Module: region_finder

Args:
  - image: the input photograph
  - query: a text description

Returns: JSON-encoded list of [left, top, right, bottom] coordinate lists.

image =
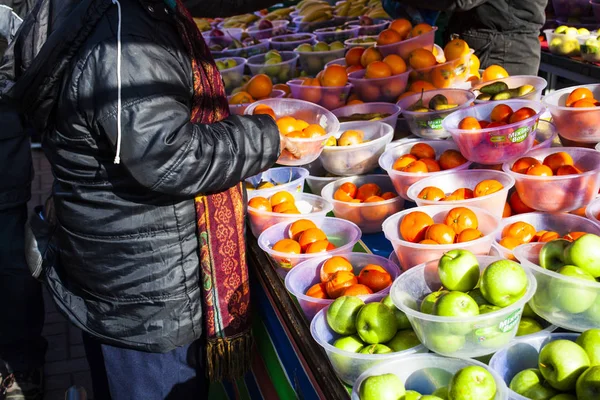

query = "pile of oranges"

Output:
[[417, 178, 504, 202], [296, 64, 349, 106], [564, 87, 600, 108], [251, 104, 328, 139], [272, 219, 336, 255], [510, 151, 584, 177], [344, 47, 408, 79], [399, 207, 484, 245], [458, 104, 537, 130], [376, 19, 434, 47], [499, 221, 587, 251], [248, 190, 300, 214], [392, 143, 468, 173], [230, 74, 274, 105], [305, 256, 393, 299], [333, 182, 397, 204]]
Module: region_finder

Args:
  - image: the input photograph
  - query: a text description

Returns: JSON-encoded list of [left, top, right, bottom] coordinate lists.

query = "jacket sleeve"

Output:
[[184, 0, 280, 18], [387, 0, 489, 12], [77, 36, 280, 197]]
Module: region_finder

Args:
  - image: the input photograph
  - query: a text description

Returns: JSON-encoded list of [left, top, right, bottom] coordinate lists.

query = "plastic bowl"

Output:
[[305, 170, 341, 196], [409, 50, 473, 89], [258, 217, 362, 277], [390, 255, 536, 358], [245, 167, 309, 198], [376, 26, 437, 59], [388, 242, 504, 269], [332, 102, 401, 129], [553, 0, 592, 18], [322, 175, 404, 233], [215, 57, 247, 95], [397, 89, 476, 139], [343, 35, 378, 49], [320, 122, 394, 176], [325, 57, 347, 67], [579, 34, 600, 62], [285, 253, 401, 320], [378, 140, 473, 200], [286, 80, 352, 111], [543, 83, 600, 143], [544, 29, 582, 56], [212, 39, 270, 59], [247, 192, 333, 237], [244, 98, 340, 165], [472, 76, 548, 104], [443, 99, 545, 165], [247, 20, 290, 40], [531, 120, 559, 151], [383, 205, 500, 270], [228, 89, 286, 116], [270, 33, 317, 51], [295, 47, 346, 76], [314, 25, 360, 43], [407, 169, 515, 219], [349, 19, 390, 36], [585, 195, 600, 225], [246, 51, 299, 84], [202, 28, 243, 42], [502, 146, 600, 212], [495, 212, 600, 260], [310, 301, 428, 386], [294, 17, 339, 34], [514, 243, 600, 332], [348, 69, 411, 103], [352, 353, 509, 400]]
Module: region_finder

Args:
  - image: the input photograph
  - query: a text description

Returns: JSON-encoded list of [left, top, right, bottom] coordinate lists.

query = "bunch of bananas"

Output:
[[193, 18, 212, 32], [335, 0, 368, 18], [263, 7, 294, 21], [296, 0, 334, 23], [221, 13, 260, 29], [364, 1, 390, 19]]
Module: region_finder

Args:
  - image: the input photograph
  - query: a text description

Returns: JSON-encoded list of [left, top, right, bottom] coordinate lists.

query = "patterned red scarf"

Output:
[[171, 0, 252, 382]]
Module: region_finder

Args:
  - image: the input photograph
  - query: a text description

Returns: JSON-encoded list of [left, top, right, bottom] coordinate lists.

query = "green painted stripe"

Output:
[[235, 378, 252, 400], [208, 383, 230, 400]]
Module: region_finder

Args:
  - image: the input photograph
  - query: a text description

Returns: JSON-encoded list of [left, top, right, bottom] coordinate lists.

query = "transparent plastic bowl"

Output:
[[349, 19, 390, 36], [544, 29, 582, 56], [472, 76, 548, 104], [383, 205, 500, 270], [244, 98, 340, 165], [390, 255, 537, 358], [202, 28, 243, 42], [376, 26, 437, 59], [270, 33, 317, 51], [542, 83, 600, 143], [531, 120, 559, 151], [343, 35, 378, 49], [378, 140, 473, 200], [397, 89, 476, 139], [579, 34, 600, 62], [407, 169, 515, 220], [351, 353, 509, 400], [489, 332, 579, 400], [409, 50, 473, 89], [314, 25, 360, 43], [295, 17, 339, 34], [310, 301, 428, 386], [553, 0, 592, 18], [495, 212, 600, 260], [257, 217, 362, 278], [502, 146, 600, 212], [285, 253, 401, 320], [228, 89, 286, 116], [246, 51, 299, 84], [215, 57, 247, 95], [388, 242, 504, 269], [325, 57, 347, 67], [212, 38, 270, 59], [348, 69, 411, 103], [442, 99, 545, 165], [286, 80, 352, 111], [247, 192, 333, 237], [295, 48, 346, 76], [247, 20, 290, 40], [585, 195, 600, 225], [320, 122, 394, 176], [332, 102, 401, 129], [305, 174, 341, 196], [245, 166, 309, 198], [322, 174, 404, 233], [514, 243, 600, 332]]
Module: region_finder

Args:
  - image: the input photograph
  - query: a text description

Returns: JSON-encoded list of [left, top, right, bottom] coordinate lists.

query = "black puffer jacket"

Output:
[[1, 0, 280, 352]]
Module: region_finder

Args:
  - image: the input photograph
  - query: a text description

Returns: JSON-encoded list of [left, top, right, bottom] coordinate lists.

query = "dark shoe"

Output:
[[0, 369, 43, 400]]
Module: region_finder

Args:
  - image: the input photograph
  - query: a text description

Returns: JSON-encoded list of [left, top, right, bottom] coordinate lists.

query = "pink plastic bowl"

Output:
[[409, 50, 473, 90], [287, 80, 353, 111], [376, 27, 437, 60], [348, 69, 411, 103]]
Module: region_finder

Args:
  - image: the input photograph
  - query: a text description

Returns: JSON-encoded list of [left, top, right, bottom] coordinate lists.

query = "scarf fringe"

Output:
[[205, 330, 253, 382]]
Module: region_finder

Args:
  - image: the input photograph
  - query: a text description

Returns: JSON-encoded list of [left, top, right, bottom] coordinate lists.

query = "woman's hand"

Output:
[[280, 134, 301, 159]]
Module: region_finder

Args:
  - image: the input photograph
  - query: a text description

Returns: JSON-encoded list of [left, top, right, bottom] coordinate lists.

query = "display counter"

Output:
[[539, 50, 600, 91]]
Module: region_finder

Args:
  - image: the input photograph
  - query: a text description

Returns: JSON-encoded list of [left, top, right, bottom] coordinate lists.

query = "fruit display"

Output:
[[211, 36, 269, 58], [219, 13, 259, 29], [295, 0, 334, 24], [349, 17, 390, 36], [261, 7, 295, 22], [476, 81, 536, 102], [314, 25, 360, 44], [336, 111, 393, 123], [229, 74, 274, 106], [244, 166, 308, 196], [334, 0, 390, 20], [246, 50, 298, 84], [545, 25, 594, 56], [287, 64, 352, 110], [270, 33, 317, 51], [331, 101, 401, 128], [215, 57, 245, 94], [247, 19, 290, 40], [295, 41, 346, 76], [344, 36, 378, 49], [580, 34, 600, 62], [374, 19, 437, 60]]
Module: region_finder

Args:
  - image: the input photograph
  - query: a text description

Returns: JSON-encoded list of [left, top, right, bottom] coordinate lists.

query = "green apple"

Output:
[[277, 64, 291, 83], [359, 344, 393, 354], [577, 329, 600, 366], [264, 49, 281, 62], [576, 365, 600, 400], [326, 296, 365, 335], [329, 41, 345, 50], [538, 339, 590, 391], [438, 250, 481, 292], [586, 296, 600, 325], [224, 58, 238, 69], [564, 234, 600, 278], [431, 385, 448, 399], [434, 291, 479, 318], [579, 28, 591, 35], [427, 332, 466, 354], [263, 57, 282, 76], [480, 260, 528, 307], [516, 317, 544, 337], [565, 27, 579, 36], [359, 373, 405, 400], [468, 288, 491, 307], [386, 329, 421, 352], [585, 38, 600, 54], [356, 302, 398, 344], [295, 43, 313, 52], [404, 390, 422, 400], [216, 60, 227, 70], [382, 295, 411, 330], [333, 334, 365, 353], [418, 396, 443, 400], [555, 25, 569, 34], [549, 394, 576, 400], [509, 368, 557, 399], [550, 265, 597, 314], [540, 239, 570, 271], [313, 41, 330, 52], [479, 304, 501, 314], [448, 365, 497, 400], [421, 290, 448, 314], [474, 326, 512, 349]]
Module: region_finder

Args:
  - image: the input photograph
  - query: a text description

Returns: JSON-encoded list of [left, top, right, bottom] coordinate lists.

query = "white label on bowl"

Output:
[[498, 308, 522, 332], [427, 118, 444, 130]]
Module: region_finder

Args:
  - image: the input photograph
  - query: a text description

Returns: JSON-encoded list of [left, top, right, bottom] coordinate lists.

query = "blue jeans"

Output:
[[0, 204, 47, 372], [83, 333, 208, 400]]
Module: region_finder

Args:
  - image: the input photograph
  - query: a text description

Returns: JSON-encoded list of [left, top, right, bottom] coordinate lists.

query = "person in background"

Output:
[[384, 0, 548, 75]]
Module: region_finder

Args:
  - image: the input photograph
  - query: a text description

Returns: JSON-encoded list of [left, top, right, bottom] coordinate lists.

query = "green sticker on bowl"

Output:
[[427, 118, 444, 130], [509, 126, 531, 144], [489, 135, 507, 144], [498, 308, 522, 332]]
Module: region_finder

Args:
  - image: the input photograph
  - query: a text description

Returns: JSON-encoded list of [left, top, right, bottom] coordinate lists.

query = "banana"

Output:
[[336, 1, 351, 16], [302, 9, 333, 22], [299, 3, 332, 16], [347, 5, 365, 17], [299, 0, 328, 12]]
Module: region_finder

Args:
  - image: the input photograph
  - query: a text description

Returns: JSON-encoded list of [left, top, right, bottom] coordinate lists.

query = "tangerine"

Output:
[[526, 164, 553, 176], [444, 38, 470, 61], [320, 256, 353, 282], [439, 149, 467, 170], [365, 61, 392, 79], [417, 186, 445, 201], [303, 124, 327, 138], [229, 91, 254, 104], [392, 154, 418, 170], [543, 151, 574, 173], [276, 116, 298, 134], [490, 104, 514, 122], [481, 65, 509, 82], [389, 18, 412, 39], [270, 191, 295, 207], [345, 47, 365, 66], [556, 165, 582, 175], [356, 183, 381, 202], [272, 238, 301, 254], [410, 142, 436, 159], [248, 196, 272, 212], [246, 74, 273, 99], [305, 239, 335, 253], [298, 228, 328, 252], [503, 202, 512, 218], [509, 191, 534, 214], [272, 201, 299, 214], [339, 182, 358, 199], [381, 192, 397, 200], [499, 236, 521, 250], [360, 47, 383, 68], [502, 221, 535, 244], [444, 207, 478, 234], [409, 80, 436, 93], [400, 160, 428, 173], [305, 282, 329, 299], [408, 48, 437, 70], [508, 107, 536, 124], [289, 219, 318, 241], [566, 87, 595, 107], [410, 23, 433, 38], [564, 232, 587, 241], [325, 270, 358, 299], [383, 54, 408, 75], [511, 157, 541, 174], [358, 267, 392, 292], [321, 64, 348, 87], [457, 228, 484, 243], [253, 104, 276, 119], [342, 284, 374, 296], [400, 211, 434, 242], [425, 223, 456, 244], [449, 188, 474, 200], [458, 116, 482, 130], [474, 179, 504, 197], [377, 28, 402, 46], [421, 158, 441, 172]]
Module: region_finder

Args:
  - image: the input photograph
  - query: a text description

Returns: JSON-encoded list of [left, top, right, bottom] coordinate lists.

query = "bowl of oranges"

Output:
[[228, 89, 286, 116], [287, 63, 353, 110], [247, 190, 333, 237], [294, 44, 347, 76], [542, 84, 600, 143], [375, 22, 437, 59], [245, 98, 340, 166], [407, 170, 515, 219], [320, 122, 394, 176], [321, 175, 404, 234], [258, 217, 362, 277], [245, 166, 309, 197], [408, 48, 474, 90], [442, 100, 545, 165], [331, 102, 402, 129], [347, 62, 411, 103], [502, 147, 600, 212], [379, 141, 472, 200], [382, 205, 500, 270], [284, 253, 401, 320]]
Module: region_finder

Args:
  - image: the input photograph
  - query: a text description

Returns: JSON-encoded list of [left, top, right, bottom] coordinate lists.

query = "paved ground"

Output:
[[29, 148, 94, 399]]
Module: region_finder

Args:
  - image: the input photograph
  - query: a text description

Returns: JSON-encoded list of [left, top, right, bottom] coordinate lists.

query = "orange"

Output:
[[444, 207, 479, 234], [248, 196, 272, 212], [272, 238, 301, 254], [430, 65, 454, 89], [339, 182, 358, 199], [346, 65, 364, 74], [273, 83, 291, 97], [365, 61, 392, 79], [303, 124, 326, 138], [509, 107, 537, 124], [557, 165, 582, 175], [325, 270, 358, 299], [272, 201, 299, 214], [469, 53, 481, 77], [358, 266, 392, 292], [543, 151, 574, 173], [503, 202, 512, 218], [270, 191, 295, 207], [320, 256, 354, 282], [246, 74, 273, 100], [564, 232, 587, 242], [382, 54, 407, 75], [229, 91, 254, 104], [421, 158, 441, 172], [377, 28, 402, 46], [392, 154, 418, 170], [389, 18, 412, 39], [481, 65, 509, 82], [511, 157, 541, 174], [334, 188, 356, 202], [439, 149, 467, 170], [321, 64, 348, 87], [419, 239, 439, 245], [408, 48, 437, 70], [305, 282, 329, 299], [526, 164, 553, 177], [289, 219, 318, 241], [490, 104, 514, 123], [299, 79, 322, 103], [293, 118, 309, 131], [345, 47, 365, 66], [502, 221, 535, 244], [410, 23, 433, 38], [449, 188, 474, 200], [342, 284, 374, 296], [572, 99, 597, 108], [400, 160, 429, 173], [381, 192, 397, 200], [474, 179, 504, 197], [253, 104, 276, 119], [409, 80, 436, 93], [458, 116, 482, 130], [397, 91, 417, 101], [298, 228, 327, 252], [417, 186, 445, 201], [443, 38, 470, 61], [356, 183, 381, 202], [425, 223, 456, 244], [538, 231, 560, 242], [305, 239, 335, 253], [410, 142, 436, 159], [400, 211, 434, 243], [457, 228, 484, 243], [499, 236, 521, 250], [361, 196, 388, 222], [360, 47, 383, 68], [509, 191, 534, 214], [276, 116, 298, 134], [347, 99, 364, 106], [566, 87, 595, 107], [286, 131, 309, 139]]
